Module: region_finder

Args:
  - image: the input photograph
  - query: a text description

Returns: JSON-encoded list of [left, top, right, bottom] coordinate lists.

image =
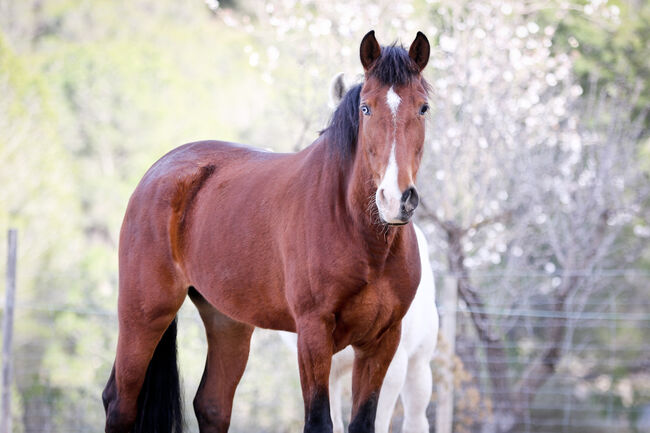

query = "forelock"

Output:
[[368, 44, 420, 87]]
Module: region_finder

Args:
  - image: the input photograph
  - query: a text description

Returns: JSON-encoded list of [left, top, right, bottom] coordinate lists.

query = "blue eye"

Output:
[[361, 104, 371, 115], [419, 104, 429, 115]]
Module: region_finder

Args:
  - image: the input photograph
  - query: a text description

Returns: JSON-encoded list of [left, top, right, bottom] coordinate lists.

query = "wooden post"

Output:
[[436, 274, 458, 433], [1, 229, 17, 433]]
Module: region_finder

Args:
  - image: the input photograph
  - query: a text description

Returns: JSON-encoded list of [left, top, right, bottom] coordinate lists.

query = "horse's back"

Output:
[[138, 140, 275, 188]]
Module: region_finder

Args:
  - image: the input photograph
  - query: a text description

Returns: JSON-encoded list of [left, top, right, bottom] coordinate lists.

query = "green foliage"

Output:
[[1, 0, 313, 429], [550, 0, 650, 127], [0, 27, 86, 432]]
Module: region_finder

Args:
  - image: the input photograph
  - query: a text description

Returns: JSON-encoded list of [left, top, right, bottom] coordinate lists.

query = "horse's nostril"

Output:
[[401, 186, 419, 213], [410, 187, 419, 209]]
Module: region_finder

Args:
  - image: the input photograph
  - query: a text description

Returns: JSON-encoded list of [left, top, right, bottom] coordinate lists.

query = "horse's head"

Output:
[[357, 31, 430, 226]]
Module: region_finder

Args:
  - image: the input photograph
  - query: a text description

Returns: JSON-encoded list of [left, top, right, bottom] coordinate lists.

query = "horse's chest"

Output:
[[334, 273, 417, 349]]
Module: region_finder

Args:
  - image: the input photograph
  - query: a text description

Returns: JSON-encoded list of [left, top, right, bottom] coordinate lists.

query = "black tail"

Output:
[[134, 317, 184, 433]]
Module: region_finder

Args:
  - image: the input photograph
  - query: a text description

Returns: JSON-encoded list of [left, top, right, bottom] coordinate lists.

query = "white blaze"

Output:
[[376, 86, 404, 223], [386, 86, 401, 117]]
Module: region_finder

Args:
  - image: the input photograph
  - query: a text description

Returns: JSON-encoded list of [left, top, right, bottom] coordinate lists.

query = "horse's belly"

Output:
[[187, 245, 296, 331], [195, 278, 296, 331]]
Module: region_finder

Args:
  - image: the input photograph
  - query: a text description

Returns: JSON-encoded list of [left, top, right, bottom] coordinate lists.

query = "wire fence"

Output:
[[432, 273, 650, 433], [1, 272, 649, 433]]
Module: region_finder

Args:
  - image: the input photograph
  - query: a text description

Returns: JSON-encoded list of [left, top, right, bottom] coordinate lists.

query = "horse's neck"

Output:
[[309, 136, 401, 253]]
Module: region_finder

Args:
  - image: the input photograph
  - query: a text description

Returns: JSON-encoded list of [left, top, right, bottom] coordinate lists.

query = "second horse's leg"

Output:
[[400, 351, 433, 433], [329, 347, 354, 433], [374, 346, 408, 433]]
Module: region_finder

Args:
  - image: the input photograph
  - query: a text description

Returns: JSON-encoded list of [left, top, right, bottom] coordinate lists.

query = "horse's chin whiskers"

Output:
[[364, 193, 394, 239]]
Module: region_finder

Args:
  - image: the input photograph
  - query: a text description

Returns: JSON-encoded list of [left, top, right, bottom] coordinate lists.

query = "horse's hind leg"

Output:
[[103, 270, 186, 432], [103, 309, 184, 432], [189, 288, 254, 433]]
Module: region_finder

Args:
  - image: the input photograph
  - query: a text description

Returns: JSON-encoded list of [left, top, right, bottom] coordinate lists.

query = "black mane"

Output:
[[321, 44, 428, 159], [322, 83, 362, 159]]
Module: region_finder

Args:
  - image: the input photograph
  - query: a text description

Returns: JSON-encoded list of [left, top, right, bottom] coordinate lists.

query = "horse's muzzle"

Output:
[[384, 186, 419, 226]]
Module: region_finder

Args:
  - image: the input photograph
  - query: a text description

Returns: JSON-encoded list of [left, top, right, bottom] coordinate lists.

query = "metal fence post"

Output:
[[436, 274, 457, 433], [2, 229, 17, 433]]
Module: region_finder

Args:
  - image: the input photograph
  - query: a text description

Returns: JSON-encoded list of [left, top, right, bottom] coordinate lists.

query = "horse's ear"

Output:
[[360, 30, 381, 72], [408, 31, 430, 72], [329, 72, 347, 107]]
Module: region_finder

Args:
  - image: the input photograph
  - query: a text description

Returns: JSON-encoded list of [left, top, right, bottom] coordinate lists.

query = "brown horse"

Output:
[[102, 30, 431, 433]]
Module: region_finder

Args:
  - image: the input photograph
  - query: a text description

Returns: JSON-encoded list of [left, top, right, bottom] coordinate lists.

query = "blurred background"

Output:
[[0, 0, 649, 432]]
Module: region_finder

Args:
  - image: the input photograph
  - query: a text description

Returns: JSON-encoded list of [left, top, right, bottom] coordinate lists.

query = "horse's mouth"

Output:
[[380, 215, 412, 226], [383, 209, 415, 226]]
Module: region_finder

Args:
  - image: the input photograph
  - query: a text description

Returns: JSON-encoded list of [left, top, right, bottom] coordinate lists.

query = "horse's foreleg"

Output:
[[400, 352, 433, 433], [297, 316, 335, 433], [349, 323, 401, 433], [190, 290, 254, 433], [374, 345, 408, 433]]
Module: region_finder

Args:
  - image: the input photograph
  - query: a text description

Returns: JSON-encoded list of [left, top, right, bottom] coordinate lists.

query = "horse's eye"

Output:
[[419, 104, 429, 115], [361, 104, 371, 116]]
